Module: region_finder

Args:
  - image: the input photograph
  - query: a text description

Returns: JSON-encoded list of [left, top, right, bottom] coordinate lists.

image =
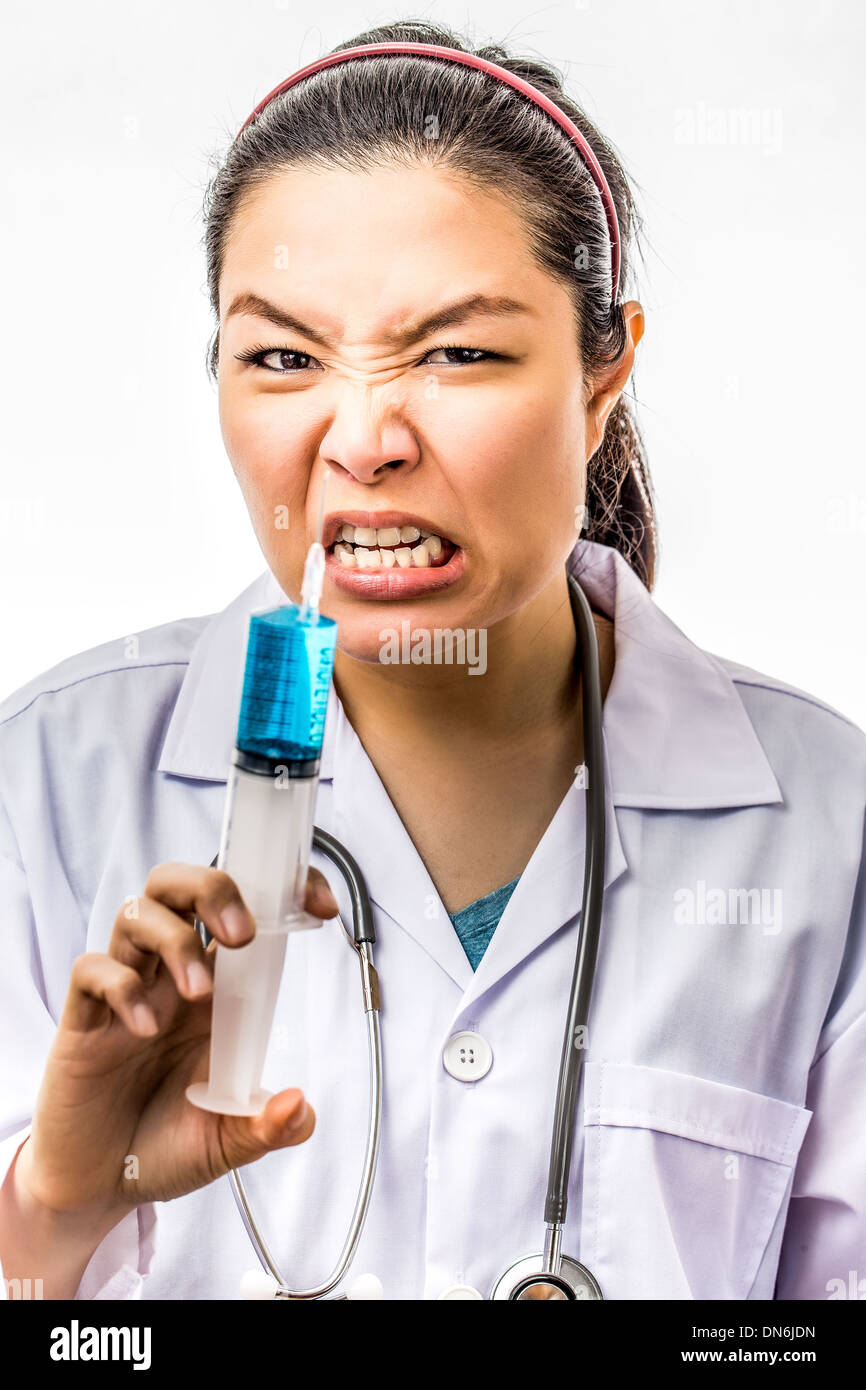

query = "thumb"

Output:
[[218, 1088, 316, 1170], [304, 866, 339, 921]]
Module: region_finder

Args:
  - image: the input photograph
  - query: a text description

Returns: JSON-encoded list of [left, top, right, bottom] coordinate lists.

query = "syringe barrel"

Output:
[[190, 761, 321, 1116], [186, 595, 338, 1118], [217, 755, 321, 932]]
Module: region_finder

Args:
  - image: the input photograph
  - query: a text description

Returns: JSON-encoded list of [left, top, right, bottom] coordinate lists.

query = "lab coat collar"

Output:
[[566, 541, 783, 809], [156, 568, 339, 783], [157, 540, 782, 810]]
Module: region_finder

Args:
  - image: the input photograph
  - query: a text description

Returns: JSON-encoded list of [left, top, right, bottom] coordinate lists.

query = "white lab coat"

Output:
[[1, 538, 864, 1301]]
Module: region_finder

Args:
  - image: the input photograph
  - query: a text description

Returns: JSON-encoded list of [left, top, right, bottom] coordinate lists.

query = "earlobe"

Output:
[[596, 395, 622, 447], [585, 401, 614, 463], [588, 381, 627, 453]]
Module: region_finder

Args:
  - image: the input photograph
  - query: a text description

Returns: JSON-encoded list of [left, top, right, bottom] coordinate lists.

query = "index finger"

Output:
[[143, 862, 255, 946]]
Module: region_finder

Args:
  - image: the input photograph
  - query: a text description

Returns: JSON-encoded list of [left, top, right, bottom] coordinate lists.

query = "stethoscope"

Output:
[[197, 570, 606, 1300]]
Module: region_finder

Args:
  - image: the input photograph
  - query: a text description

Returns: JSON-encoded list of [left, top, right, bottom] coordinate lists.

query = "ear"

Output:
[[583, 302, 645, 460]]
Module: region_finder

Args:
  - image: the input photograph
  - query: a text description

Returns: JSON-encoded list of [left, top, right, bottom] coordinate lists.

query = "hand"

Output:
[[16, 862, 339, 1224]]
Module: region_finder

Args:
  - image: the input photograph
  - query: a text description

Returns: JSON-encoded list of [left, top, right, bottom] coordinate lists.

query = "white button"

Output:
[[438, 1283, 484, 1300], [442, 1030, 493, 1081]]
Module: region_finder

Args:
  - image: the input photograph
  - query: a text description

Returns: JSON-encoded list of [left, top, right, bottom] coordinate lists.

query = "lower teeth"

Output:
[[333, 537, 448, 569]]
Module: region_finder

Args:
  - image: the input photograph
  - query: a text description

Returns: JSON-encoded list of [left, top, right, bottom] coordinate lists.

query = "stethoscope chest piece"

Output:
[[491, 1254, 603, 1301]]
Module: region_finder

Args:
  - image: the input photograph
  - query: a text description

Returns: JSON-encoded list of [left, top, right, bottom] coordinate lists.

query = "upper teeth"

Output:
[[332, 525, 446, 569], [340, 524, 427, 545]]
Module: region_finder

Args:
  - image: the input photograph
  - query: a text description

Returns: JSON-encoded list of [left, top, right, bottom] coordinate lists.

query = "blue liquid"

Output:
[[236, 605, 338, 763]]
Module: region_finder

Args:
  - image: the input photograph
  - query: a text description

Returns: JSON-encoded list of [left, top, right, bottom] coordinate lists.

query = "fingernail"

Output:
[[185, 960, 212, 997], [285, 1100, 309, 1133], [132, 1002, 158, 1035], [311, 889, 338, 920], [220, 903, 254, 943]]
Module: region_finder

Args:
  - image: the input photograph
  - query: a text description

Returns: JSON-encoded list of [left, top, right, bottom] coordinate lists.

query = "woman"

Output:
[[1, 20, 863, 1302]]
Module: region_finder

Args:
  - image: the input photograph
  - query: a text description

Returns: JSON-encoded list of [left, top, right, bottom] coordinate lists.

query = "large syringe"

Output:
[[187, 489, 337, 1116]]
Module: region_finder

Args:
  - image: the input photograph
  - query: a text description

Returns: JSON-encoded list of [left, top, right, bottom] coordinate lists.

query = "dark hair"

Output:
[[202, 19, 657, 588]]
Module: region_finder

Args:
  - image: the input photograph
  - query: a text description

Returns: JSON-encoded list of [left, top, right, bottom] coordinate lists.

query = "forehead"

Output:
[[217, 162, 557, 325]]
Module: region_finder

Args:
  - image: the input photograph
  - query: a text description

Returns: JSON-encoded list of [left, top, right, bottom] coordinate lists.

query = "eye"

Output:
[[421, 345, 501, 366], [233, 345, 324, 374]]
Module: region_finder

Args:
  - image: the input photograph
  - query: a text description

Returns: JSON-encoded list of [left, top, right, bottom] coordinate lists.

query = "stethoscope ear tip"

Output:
[[346, 1272, 384, 1300], [240, 1269, 283, 1300]]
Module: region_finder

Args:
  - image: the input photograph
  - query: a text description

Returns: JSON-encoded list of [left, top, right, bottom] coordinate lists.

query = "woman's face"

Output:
[[217, 162, 628, 660]]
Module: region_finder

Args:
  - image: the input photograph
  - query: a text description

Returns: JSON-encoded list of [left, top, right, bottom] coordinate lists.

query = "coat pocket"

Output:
[[580, 1061, 812, 1299]]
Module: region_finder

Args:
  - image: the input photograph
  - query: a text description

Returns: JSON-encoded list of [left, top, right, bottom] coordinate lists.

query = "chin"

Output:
[[327, 597, 470, 668]]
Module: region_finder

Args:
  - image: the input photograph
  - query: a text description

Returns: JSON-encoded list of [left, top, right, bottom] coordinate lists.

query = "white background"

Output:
[[2, 0, 864, 727]]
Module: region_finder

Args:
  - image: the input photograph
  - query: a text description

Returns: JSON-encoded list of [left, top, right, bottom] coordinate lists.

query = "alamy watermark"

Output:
[[673, 879, 783, 935], [49, 1320, 151, 1369], [826, 1271, 866, 1299], [673, 103, 783, 155], [4, 1276, 43, 1299], [378, 622, 487, 675]]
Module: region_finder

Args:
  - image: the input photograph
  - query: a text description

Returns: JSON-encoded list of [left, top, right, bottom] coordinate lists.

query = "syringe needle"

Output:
[[315, 468, 329, 545], [300, 471, 330, 621]]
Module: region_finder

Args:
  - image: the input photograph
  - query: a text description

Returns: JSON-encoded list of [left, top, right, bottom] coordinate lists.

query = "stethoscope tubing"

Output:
[[229, 988, 382, 1299], [543, 574, 607, 1231]]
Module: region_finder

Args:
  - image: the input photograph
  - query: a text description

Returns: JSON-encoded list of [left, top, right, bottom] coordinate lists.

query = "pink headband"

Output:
[[235, 41, 621, 306]]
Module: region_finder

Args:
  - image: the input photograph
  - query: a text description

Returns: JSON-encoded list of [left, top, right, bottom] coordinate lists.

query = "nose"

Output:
[[319, 384, 422, 485]]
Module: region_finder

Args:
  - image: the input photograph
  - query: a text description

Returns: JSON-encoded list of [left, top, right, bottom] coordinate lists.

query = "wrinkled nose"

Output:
[[319, 386, 421, 485]]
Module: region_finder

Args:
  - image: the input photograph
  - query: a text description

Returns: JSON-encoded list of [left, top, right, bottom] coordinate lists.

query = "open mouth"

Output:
[[327, 522, 458, 570]]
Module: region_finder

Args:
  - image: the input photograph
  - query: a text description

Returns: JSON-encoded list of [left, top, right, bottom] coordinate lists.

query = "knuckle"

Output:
[[70, 950, 102, 982], [148, 904, 185, 943], [201, 867, 243, 911], [116, 968, 145, 1002], [143, 860, 189, 899], [111, 894, 143, 938], [142, 861, 171, 895], [207, 867, 239, 896]]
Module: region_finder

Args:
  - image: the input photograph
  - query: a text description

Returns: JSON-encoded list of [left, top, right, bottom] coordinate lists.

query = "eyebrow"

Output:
[[225, 291, 532, 350]]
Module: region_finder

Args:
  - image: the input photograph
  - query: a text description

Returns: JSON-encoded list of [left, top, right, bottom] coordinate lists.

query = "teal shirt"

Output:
[[448, 877, 520, 970]]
